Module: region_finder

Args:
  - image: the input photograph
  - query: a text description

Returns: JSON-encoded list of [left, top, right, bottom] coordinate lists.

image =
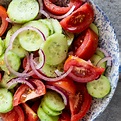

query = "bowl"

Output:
[[0, 0, 119, 121], [81, 1, 119, 121]]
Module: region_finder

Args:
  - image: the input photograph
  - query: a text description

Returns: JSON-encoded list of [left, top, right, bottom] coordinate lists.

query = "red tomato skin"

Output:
[[0, 6, 8, 36], [64, 55, 105, 83], [43, 0, 71, 15], [60, 3, 94, 33], [14, 106, 25, 121], [74, 28, 98, 60], [13, 79, 46, 106], [0, 106, 24, 121], [69, 83, 92, 121], [46, 77, 76, 95], [0, 109, 18, 121], [22, 103, 39, 121], [43, 0, 83, 15]]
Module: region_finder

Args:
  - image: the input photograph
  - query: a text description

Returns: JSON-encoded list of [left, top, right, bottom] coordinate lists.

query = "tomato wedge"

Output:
[[60, 3, 94, 33], [0, 6, 8, 36], [64, 55, 105, 83], [0, 106, 24, 121], [22, 103, 39, 121], [69, 83, 92, 121], [74, 28, 98, 60], [43, 0, 83, 15], [46, 77, 76, 95], [13, 79, 46, 106]]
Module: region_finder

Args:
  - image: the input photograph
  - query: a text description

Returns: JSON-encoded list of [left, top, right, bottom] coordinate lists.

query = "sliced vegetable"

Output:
[[37, 106, 59, 121], [90, 54, 106, 68], [46, 85, 68, 106], [41, 99, 62, 116], [30, 53, 73, 82], [69, 83, 92, 121], [0, 6, 8, 36], [0, 88, 13, 113], [41, 33, 68, 65], [23, 20, 50, 38], [60, 3, 94, 33], [13, 79, 46, 106], [64, 55, 105, 82], [87, 75, 111, 98], [43, 90, 65, 111], [22, 103, 39, 121], [0, 38, 5, 56], [0, 72, 16, 89], [4, 24, 27, 58], [0, 105, 25, 121], [89, 23, 99, 35], [0, 51, 21, 73], [7, 0, 39, 23], [18, 26, 46, 51], [46, 77, 76, 95], [74, 28, 98, 60]]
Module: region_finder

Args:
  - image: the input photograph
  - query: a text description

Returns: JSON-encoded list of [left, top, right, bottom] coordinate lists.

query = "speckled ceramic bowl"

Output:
[[0, 0, 119, 121], [81, 1, 119, 121]]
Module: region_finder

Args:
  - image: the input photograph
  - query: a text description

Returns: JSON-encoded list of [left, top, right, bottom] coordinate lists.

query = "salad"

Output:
[[0, 0, 112, 121]]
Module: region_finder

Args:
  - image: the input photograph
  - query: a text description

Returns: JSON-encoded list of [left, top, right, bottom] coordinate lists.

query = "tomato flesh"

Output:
[[43, 0, 83, 15], [60, 3, 94, 33], [0, 106, 24, 121], [13, 79, 46, 106], [69, 83, 92, 121], [74, 28, 98, 60], [22, 103, 39, 121], [43, 0, 71, 15], [0, 6, 8, 36], [46, 77, 76, 95], [64, 55, 105, 82]]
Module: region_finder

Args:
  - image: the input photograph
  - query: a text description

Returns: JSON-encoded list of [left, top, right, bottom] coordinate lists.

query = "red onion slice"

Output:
[[54, 69, 64, 77], [34, 49, 45, 69], [4, 26, 46, 77], [38, 0, 50, 18], [45, 5, 75, 20], [7, 78, 36, 90], [30, 53, 73, 81], [6, 17, 13, 23], [46, 85, 68, 105], [96, 56, 112, 67], [97, 47, 112, 66]]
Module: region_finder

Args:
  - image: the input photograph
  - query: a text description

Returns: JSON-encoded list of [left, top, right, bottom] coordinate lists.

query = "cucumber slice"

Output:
[[5, 24, 22, 48], [39, 19, 54, 35], [4, 24, 27, 58], [49, 19, 62, 33], [40, 64, 57, 78], [90, 54, 106, 68], [18, 27, 45, 51], [37, 107, 59, 121], [0, 51, 21, 73], [0, 73, 16, 89], [89, 23, 99, 35], [43, 90, 65, 111], [7, 0, 39, 23], [65, 32, 74, 47], [41, 99, 62, 116], [0, 88, 13, 113], [87, 75, 111, 98], [23, 20, 50, 38], [41, 33, 68, 65], [95, 49, 105, 58], [0, 38, 5, 56]]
